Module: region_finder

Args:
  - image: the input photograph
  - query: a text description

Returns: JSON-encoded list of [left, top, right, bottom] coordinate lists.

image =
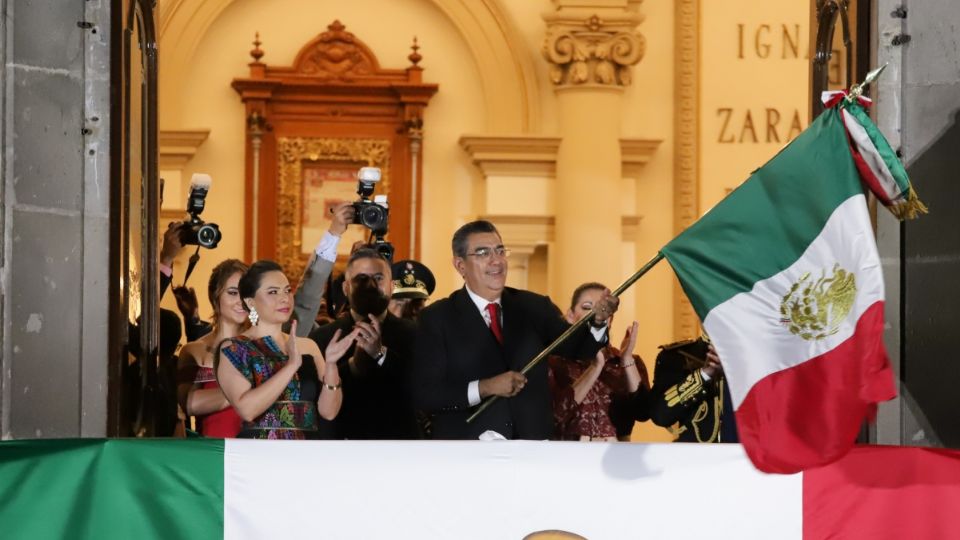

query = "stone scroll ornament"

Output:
[[542, 14, 644, 87]]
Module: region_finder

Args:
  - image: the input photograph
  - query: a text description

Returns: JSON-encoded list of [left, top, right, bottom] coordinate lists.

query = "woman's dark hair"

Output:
[[208, 259, 249, 320], [238, 260, 285, 311], [569, 282, 607, 311], [452, 220, 499, 257]]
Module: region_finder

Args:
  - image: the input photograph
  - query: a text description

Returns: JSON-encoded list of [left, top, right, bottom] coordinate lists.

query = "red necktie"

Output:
[[485, 303, 503, 345]]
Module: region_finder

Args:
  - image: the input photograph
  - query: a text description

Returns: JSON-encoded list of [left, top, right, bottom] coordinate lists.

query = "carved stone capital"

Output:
[[542, 11, 645, 88]]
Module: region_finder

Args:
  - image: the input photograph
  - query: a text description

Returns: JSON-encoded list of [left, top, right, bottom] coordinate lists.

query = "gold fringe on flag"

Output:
[[890, 188, 929, 220]]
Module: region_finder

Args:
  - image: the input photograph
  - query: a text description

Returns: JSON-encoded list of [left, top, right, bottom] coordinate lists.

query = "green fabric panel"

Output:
[[843, 102, 911, 198], [0, 439, 224, 540], [661, 107, 864, 319]]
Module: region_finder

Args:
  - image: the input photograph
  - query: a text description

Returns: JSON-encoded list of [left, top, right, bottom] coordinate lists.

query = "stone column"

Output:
[[1, 0, 111, 438], [543, 1, 644, 301]]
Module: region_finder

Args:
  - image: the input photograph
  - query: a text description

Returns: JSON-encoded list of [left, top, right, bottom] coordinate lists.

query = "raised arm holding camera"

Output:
[[162, 174, 222, 341], [290, 201, 354, 336], [292, 166, 395, 334]]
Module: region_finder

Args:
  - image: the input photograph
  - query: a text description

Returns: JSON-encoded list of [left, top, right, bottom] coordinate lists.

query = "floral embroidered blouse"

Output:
[[548, 345, 650, 440], [220, 335, 319, 440]]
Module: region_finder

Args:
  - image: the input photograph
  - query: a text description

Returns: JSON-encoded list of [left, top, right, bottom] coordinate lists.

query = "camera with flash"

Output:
[[351, 167, 389, 235], [181, 173, 222, 249], [350, 166, 393, 261]]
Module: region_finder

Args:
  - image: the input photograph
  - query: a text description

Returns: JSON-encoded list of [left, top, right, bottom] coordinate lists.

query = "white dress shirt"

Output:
[[314, 231, 341, 262], [463, 286, 608, 406]]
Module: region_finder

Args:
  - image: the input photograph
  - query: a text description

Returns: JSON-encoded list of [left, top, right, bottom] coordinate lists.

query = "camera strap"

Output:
[[182, 246, 201, 286]]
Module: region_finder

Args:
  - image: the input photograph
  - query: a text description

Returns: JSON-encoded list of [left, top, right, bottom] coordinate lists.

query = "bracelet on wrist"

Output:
[[621, 362, 636, 368], [322, 380, 342, 391]]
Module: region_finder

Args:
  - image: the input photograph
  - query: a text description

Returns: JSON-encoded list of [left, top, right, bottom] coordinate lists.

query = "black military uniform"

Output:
[[645, 337, 738, 443]]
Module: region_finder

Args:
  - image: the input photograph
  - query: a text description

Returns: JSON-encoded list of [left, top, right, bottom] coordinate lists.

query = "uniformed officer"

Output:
[[644, 337, 738, 443], [389, 259, 436, 321]]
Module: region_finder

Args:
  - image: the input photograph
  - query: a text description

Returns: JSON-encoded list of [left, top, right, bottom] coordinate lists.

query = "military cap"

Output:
[[391, 259, 435, 300]]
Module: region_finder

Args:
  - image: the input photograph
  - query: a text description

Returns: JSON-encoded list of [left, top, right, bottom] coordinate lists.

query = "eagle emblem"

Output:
[[780, 263, 857, 341]]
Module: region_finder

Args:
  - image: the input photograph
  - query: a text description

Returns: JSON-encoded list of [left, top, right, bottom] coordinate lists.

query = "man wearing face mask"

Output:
[[308, 248, 420, 439]]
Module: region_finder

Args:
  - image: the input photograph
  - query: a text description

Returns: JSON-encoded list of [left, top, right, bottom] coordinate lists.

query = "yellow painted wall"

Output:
[[700, 1, 812, 211], [620, 0, 676, 377], [159, 0, 487, 318], [619, 0, 677, 443]]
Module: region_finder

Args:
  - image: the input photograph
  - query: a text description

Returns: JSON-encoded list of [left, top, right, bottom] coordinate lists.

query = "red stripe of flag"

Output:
[[734, 302, 895, 474], [804, 445, 960, 539], [842, 119, 895, 206]]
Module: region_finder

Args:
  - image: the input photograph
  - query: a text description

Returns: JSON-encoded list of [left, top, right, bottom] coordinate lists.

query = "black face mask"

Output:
[[349, 275, 390, 317]]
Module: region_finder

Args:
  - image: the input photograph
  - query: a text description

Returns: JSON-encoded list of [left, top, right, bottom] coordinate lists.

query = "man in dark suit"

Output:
[[309, 248, 420, 439], [414, 220, 619, 440]]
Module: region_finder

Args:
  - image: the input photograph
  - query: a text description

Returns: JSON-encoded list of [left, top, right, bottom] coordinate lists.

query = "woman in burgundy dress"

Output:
[[177, 259, 249, 437], [548, 282, 650, 441]]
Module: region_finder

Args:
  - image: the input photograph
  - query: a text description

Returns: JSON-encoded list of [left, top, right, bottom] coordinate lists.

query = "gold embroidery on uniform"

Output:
[[691, 392, 721, 443], [717, 378, 726, 443], [780, 263, 857, 341], [665, 371, 703, 407]]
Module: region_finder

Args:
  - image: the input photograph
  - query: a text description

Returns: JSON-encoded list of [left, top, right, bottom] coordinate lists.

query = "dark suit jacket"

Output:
[[309, 313, 420, 439], [414, 286, 607, 440]]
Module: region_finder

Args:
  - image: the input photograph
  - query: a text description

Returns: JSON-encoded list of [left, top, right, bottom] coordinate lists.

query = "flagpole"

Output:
[[466, 252, 665, 424]]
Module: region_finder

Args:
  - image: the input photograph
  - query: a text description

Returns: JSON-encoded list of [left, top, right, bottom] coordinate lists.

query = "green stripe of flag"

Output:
[[662, 108, 863, 318], [0, 439, 224, 540]]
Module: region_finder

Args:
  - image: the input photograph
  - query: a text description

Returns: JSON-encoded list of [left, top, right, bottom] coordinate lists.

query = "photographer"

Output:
[[161, 221, 215, 342], [162, 174, 222, 341], [301, 166, 391, 326], [309, 248, 420, 439], [125, 219, 192, 437]]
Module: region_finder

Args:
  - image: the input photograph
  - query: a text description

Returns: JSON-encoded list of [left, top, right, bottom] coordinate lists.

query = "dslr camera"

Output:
[[351, 167, 389, 234], [180, 173, 222, 249], [351, 167, 394, 261]]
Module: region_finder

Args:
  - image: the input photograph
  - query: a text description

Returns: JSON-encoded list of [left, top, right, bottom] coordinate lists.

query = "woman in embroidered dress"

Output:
[[547, 282, 650, 441], [217, 260, 358, 439], [177, 259, 248, 437]]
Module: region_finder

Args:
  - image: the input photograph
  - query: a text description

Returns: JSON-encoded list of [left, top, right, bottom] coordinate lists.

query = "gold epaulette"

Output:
[[658, 338, 698, 351]]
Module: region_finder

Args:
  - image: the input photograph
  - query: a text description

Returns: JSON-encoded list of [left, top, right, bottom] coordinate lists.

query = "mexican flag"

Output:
[[0, 439, 960, 540], [1, 439, 958, 539], [661, 93, 922, 474]]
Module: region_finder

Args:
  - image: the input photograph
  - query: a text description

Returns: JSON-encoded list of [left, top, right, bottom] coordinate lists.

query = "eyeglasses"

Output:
[[465, 246, 510, 260]]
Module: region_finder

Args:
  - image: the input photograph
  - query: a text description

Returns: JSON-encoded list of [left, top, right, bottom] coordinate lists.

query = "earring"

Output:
[[248, 306, 259, 326]]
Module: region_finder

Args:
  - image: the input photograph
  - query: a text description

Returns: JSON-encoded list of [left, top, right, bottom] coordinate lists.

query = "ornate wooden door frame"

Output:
[[232, 21, 437, 278]]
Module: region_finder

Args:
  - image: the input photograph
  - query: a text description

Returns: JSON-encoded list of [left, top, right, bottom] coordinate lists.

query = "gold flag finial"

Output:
[[846, 63, 887, 103]]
